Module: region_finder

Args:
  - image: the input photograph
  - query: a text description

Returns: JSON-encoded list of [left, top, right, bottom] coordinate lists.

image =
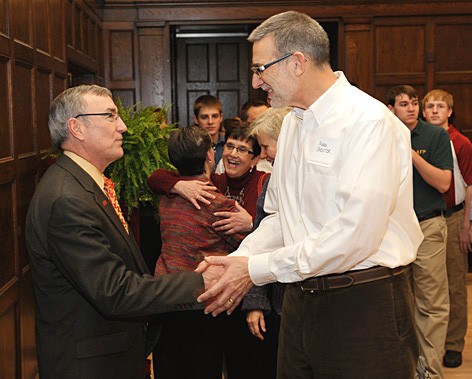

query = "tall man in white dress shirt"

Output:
[[197, 11, 423, 378]]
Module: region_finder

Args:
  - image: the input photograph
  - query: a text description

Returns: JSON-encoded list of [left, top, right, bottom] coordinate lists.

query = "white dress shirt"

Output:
[[232, 72, 423, 285]]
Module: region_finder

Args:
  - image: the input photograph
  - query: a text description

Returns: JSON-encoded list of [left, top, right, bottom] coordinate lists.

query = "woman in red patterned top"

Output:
[[148, 122, 270, 234]]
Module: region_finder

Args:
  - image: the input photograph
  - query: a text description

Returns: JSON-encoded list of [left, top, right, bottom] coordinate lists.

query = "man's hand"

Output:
[[213, 202, 253, 234], [246, 310, 266, 341], [195, 256, 253, 316], [172, 180, 216, 209], [461, 219, 472, 253]]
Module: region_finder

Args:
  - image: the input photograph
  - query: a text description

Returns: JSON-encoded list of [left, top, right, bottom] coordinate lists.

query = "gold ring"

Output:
[[228, 298, 235, 304]]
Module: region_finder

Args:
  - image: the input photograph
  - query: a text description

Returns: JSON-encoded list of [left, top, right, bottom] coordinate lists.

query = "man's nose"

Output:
[[252, 73, 264, 89], [117, 117, 127, 133]]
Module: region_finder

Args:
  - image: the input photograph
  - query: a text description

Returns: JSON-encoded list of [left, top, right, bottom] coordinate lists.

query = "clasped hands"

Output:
[[196, 255, 254, 316]]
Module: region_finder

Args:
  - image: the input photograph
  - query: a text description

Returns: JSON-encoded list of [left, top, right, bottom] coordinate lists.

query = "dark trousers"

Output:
[[153, 307, 252, 379], [245, 311, 281, 379], [277, 272, 419, 379]]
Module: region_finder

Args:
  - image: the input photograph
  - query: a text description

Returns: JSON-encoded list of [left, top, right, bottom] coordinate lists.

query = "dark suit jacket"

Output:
[[25, 154, 205, 379]]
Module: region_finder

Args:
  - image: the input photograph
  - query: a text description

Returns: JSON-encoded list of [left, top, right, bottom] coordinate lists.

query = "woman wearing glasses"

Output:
[[148, 121, 269, 234], [148, 122, 268, 378]]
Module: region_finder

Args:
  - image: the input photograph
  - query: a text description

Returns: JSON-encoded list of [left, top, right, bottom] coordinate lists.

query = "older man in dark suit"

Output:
[[25, 85, 207, 379]]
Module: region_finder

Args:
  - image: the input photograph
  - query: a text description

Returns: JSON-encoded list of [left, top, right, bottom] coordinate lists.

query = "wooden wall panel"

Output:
[[217, 43, 238, 82], [18, 174, 36, 270], [51, 0, 65, 60], [0, 181, 15, 289], [36, 69, 52, 152], [0, 57, 11, 159], [376, 25, 425, 74], [0, 0, 6, 35], [53, 73, 67, 98], [138, 25, 170, 107], [112, 89, 135, 108], [0, 1, 104, 376], [82, 12, 89, 55], [110, 31, 134, 81], [34, 0, 50, 53], [0, 303, 18, 379], [11, 0, 31, 45], [13, 63, 34, 155], [20, 275, 37, 379], [344, 19, 372, 93], [435, 24, 472, 72], [65, 0, 73, 47], [187, 44, 208, 82], [74, 4, 81, 51], [217, 89, 239, 119]]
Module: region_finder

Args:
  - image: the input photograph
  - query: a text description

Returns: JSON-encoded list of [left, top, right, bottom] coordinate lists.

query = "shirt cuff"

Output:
[[248, 253, 277, 286]]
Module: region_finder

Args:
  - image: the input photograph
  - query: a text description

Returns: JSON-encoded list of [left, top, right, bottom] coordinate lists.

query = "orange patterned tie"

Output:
[[103, 175, 129, 234]]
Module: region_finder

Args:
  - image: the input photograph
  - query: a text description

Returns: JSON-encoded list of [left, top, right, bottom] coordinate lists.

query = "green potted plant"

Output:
[[105, 99, 177, 221]]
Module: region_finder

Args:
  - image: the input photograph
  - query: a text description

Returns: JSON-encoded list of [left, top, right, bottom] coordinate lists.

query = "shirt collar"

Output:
[[291, 71, 349, 127], [63, 150, 105, 193]]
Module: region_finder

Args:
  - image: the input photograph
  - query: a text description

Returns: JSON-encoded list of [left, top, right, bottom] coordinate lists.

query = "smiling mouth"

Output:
[[226, 158, 240, 167]]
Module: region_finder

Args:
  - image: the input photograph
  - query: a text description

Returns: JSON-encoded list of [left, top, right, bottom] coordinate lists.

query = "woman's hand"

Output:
[[246, 310, 266, 341], [172, 180, 216, 209], [213, 202, 253, 234]]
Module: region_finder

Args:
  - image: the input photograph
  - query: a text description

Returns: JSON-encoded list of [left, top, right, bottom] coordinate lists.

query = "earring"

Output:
[[249, 166, 254, 173]]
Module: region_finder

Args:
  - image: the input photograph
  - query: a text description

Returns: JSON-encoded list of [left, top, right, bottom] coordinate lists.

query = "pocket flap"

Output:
[[76, 331, 128, 359]]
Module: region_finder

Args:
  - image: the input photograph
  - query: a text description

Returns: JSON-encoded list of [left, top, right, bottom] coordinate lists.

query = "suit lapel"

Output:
[[57, 155, 150, 274]]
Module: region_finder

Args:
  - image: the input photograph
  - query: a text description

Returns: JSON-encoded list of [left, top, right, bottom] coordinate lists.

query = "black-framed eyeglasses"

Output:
[[74, 112, 121, 121], [250, 53, 293, 77], [224, 143, 254, 155]]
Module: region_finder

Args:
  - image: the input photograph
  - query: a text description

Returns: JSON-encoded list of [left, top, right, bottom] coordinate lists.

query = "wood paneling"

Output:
[[110, 31, 134, 80], [138, 24, 170, 108], [0, 1, 104, 376], [34, 0, 50, 53], [11, 0, 31, 45], [51, 0, 65, 60], [375, 25, 425, 74], [0, 0, 6, 36], [0, 57, 11, 159], [344, 19, 372, 93], [0, 181, 15, 289], [36, 69, 52, 152], [176, 36, 249, 126], [20, 275, 37, 378], [0, 302, 18, 379], [435, 24, 472, 72], [13, 63, 34, 155]]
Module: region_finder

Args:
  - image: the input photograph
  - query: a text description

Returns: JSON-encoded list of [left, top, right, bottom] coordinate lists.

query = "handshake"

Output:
[[195, 255, 254, 316]]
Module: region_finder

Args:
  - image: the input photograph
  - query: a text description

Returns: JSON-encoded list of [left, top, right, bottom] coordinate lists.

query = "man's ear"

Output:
[[293, 52, 307, 77], [67, 118, 86, 141], [387, 104, 394, 113], [193, 115, 199, 126]]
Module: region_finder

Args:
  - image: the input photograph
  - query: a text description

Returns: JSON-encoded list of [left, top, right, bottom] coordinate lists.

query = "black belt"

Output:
[[297, 266, 405, 293], [417, 209, 444, 222], [444, 202, 465, 218]]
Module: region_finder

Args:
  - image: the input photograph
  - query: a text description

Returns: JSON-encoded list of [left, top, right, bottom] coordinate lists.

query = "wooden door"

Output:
[[175, 35, 251, 127]]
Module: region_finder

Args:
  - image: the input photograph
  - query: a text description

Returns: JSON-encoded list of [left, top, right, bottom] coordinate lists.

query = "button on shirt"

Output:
[[232, 72, 423, 285]]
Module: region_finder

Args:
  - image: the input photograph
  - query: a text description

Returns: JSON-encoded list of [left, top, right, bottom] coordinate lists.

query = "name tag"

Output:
[[310, 137, 337, 167]]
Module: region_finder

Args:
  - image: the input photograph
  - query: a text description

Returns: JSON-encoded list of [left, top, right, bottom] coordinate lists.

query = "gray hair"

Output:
[[248, 11, 330, 68], [48, 84, 112, 147], [250, 107, 292, 141]]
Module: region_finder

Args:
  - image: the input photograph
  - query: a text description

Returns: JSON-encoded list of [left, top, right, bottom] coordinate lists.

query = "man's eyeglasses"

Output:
[[75, 112, 121, 122], [224, 143, 254, 155], [250, 53, 293, 77]]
